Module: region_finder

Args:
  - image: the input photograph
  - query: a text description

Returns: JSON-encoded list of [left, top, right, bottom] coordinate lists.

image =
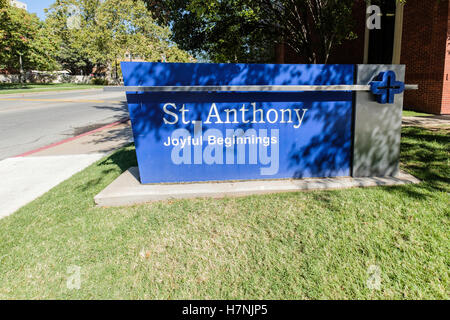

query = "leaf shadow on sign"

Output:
[[288, 101, 352, 178], [121, 63, 354, 179]]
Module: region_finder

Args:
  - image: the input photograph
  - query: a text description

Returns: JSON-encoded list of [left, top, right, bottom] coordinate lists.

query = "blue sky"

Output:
[[23, 0, 55, 20]]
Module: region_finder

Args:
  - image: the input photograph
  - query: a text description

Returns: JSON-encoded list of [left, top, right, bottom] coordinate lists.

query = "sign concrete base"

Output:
[[94, 167, 420, 207]]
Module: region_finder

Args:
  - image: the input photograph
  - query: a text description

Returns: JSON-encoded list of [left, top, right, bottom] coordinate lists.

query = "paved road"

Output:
[[0, 89, 128, 160]]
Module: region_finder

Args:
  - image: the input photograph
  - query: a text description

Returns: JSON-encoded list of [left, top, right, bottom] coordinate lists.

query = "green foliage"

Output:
[[91, 77, 109, 85], [0, 5, 59, 71], [0, 0, 8, 9], [147, 0, 275, 63], [45, 0, 98, 74], [94, 0, 190, 63], [147, 0, 359, 63], [45, 0, 192, 75]]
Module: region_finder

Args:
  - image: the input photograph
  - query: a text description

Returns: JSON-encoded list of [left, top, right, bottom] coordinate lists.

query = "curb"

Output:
[[0, 88, 103, 98], [94, 167, 421, 207], [15, 117, 130, 158]]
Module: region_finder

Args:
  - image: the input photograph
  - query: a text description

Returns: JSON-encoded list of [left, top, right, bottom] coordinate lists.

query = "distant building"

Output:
[[10, 0, 27, 11], [124, 52, 146, 63]]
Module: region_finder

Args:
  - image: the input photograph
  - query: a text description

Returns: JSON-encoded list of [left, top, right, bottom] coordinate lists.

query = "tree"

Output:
[[45, 0, 102, 75], [146, 0, 365, 63], [146, 0, 276, 63], [94, 0, 191, 66], [0, 4, 59, 72], [260, 0, 358, 63], [45, 0, 192, 76]]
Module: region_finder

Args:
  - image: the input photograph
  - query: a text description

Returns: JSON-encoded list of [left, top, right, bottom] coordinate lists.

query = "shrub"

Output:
[[91, 78, 109, 85]]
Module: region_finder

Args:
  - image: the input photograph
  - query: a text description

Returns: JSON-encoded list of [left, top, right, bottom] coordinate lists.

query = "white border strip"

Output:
[[104, 84, 418, 92]]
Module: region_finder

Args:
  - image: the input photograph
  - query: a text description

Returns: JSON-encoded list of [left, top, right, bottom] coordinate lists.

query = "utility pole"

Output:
[[19, 53, 23, 87]]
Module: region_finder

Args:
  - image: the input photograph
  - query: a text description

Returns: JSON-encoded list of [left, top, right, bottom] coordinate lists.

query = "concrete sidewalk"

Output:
[[0, 120, 133, 219], [29, 120, 132, 156], [402, 115, 450, 129]]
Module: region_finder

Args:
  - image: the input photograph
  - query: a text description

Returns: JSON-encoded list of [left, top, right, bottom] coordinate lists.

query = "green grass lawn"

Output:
[[0, 83, 103, 94], [403, 110, 434, 117], [0, 126, 448, 299]]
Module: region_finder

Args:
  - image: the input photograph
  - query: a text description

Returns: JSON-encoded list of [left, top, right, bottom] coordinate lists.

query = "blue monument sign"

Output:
[[119, 62, 410, 184]]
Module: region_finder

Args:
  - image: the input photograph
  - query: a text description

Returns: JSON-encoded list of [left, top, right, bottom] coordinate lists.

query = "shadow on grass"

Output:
[[76, 144, 137, 192], [98, 143, 138, 173], [392, 126, 450, 199]]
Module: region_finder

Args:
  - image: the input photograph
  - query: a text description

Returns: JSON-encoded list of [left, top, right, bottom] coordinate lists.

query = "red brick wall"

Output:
[[441, 1, 450, 114], [401, 0, 449, 114], [275, 0, 450, 114]]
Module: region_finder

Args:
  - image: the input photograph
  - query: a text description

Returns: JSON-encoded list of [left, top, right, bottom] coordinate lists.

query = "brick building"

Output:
[[276, 0, 450, 115]]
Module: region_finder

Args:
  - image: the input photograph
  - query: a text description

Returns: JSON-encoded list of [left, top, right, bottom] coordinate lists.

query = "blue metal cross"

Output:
[[370, 71, 405, 104]]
